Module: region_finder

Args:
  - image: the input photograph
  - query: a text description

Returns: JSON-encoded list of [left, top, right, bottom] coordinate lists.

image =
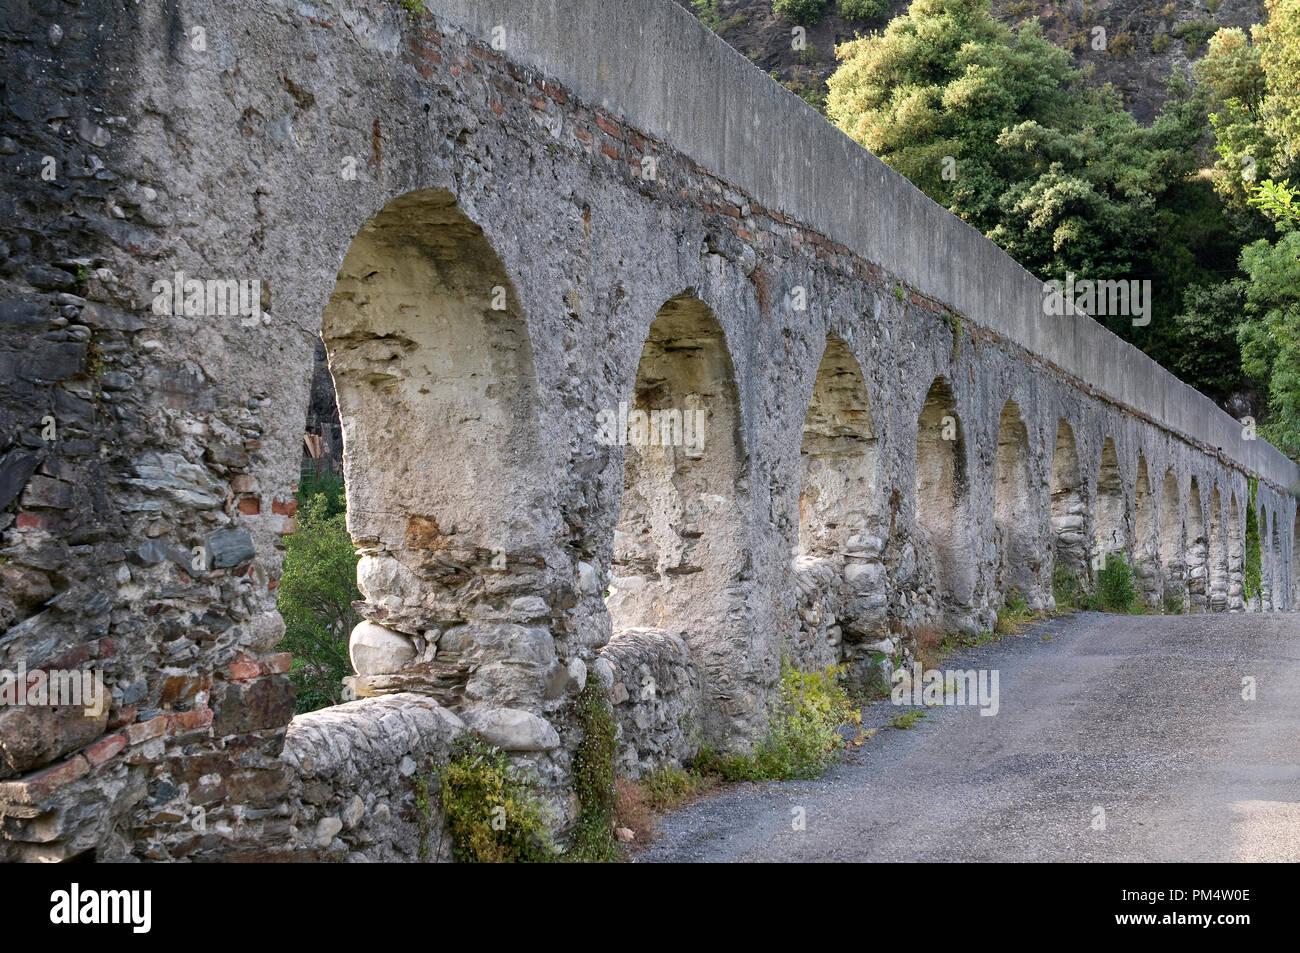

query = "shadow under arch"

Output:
[[1159, 468, 1184, 609], [1208, 484, 1228, 611], [1228, 491, 1245, 611], [1050, 419, 1088, 589], [1092, 436, 1127, 569], [994, 398, 1038, 604], [915, 376, 974, 626], [1186, 477, 1207, 611], [1134, 456, 1158, 606], [790, 334, 881, 686], [319, 187, 552, 707], [605, 291, 750, 747]]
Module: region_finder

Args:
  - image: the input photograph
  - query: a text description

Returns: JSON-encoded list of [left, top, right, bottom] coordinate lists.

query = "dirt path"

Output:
[[637, 612, 1300, 862]]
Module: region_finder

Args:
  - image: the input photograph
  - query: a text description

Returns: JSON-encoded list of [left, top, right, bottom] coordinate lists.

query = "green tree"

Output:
[[1236, 204, 1300, 459], [774, 0, 831, 25], [826, 0, 1229, 382], [1259, 0, 1300, 166], [839, 0, 888, 21], [1198, 3, 1300, 220], [276, 479, 359, 713], [1171, 282, 1250, 401]]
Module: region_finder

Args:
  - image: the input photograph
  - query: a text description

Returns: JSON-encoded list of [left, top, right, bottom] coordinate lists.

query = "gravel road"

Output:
[[637, 611, 1300, 862]]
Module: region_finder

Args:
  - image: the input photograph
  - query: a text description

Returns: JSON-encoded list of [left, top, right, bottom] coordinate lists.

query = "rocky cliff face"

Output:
[[677, 0, 1266, 124]]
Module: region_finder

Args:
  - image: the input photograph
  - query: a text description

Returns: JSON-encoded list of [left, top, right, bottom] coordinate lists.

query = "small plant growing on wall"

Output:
[[569, 680, 621, 862], [775, 0, 831, 27], [429, 736, 556, 863]]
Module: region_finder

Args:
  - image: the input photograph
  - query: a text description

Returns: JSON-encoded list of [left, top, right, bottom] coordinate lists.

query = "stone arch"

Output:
[[797, 336, 878, 558], [1259, 505, 1273, 611], [1134, 456, 1159, 605], [321, 188, 555, 709], [1228, 492, 1245, 611], [1208, 486, 1228, 611], [1293, 510, 1300, 610], [1093, 437, 1126, 569], [1269, 510, 1281, 611], [915, 376, 973, 624], [606, 292, 748, 745], [1049, 419, 1087, 588], [993, 399, 1037, 603], [1186, 477, 1207, 611], [791, 336, 881, 683], [1159, 469, 1184, 609]]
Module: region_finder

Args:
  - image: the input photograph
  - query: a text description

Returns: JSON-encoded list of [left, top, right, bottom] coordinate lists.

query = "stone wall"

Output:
[[278, 693, 463, 862], [598, 628, 703, 778], [0, 0, 1296, 862]]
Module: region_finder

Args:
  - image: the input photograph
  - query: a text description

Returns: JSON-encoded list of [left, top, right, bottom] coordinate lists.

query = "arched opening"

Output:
[[319, 188, 549, 710], [1049, 419, 1087, 591], [1158, 470, 1184, 611], [1293, 511, 1299, 610], [1208, 486, 1228, 612], [915, 377, 973, 625], [607, 293, 747, 745], [1185, 477, 1207, 612], [1093, 437, 1126, 571], [1228, 492, 1245, 611], [1134, 457, 1159, 605], [793, 337, 879, 680], [1269, 512, 1281, 611], [797, 338, 877, 557], [994, 399, 1038, 603], [1259, 506, 1273, 611]]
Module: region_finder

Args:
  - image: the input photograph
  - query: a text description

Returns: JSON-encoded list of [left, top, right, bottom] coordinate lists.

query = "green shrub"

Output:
[[1108, 31, 1135, 59], [1052, 564, 1083, 609], [838, 0, 887, 21], [296, 471, 346, 517], [1173, 20, 1217, 51], [995, 587, 1035, 633], [691, 0, 723, 30], [695, 662, 860, 781], [640, 764, 707, 811], [1162, 586, 1186, 615], [275, 486, 358, 713], [1152, 33, 1171, 54], [569, 680, 621, 862], [1091, 553, 1138, 613], [775, 0, 831, 26], [430, 736, 556, 863]]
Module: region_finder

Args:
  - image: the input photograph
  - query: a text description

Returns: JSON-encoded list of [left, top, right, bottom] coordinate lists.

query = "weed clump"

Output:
[[422, 736, 555, 863], [694, 662, 861, 781]]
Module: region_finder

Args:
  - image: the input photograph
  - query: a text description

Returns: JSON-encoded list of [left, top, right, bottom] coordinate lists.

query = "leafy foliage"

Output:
[[569, 680, 621, 862], [774, 0, 831, 26], [695, 662, 861, 780], [1237, 201, 1300, 458], [1085, 554, 1139, 613], [825, 0, 1229, 385], [275, 476, 358, 713], [1171, 281, 1250, 401], [839, 0, 888, 21], [431, 736, 556, 863]]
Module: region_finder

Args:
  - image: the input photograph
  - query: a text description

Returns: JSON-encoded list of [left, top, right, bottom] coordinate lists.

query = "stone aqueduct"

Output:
[[0, 0, 1297, 861]]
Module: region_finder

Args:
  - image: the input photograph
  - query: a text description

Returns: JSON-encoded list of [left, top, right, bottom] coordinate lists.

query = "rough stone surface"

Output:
[[461, 708, 560, 752], [599, 628, 704, 777]]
